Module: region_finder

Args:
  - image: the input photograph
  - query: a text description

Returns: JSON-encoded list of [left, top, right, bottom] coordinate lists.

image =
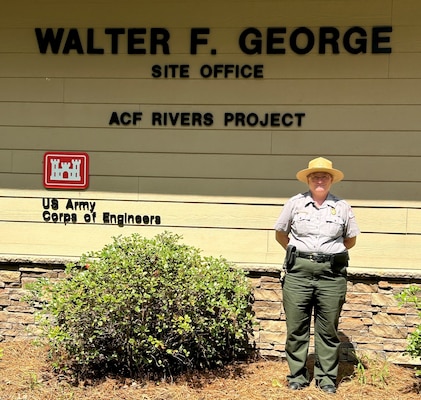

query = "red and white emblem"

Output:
[[43, 152, 89, 189]]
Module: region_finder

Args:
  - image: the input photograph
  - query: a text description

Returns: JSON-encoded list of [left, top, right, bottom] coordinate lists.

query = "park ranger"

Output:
[[274, 157, 360, 394]]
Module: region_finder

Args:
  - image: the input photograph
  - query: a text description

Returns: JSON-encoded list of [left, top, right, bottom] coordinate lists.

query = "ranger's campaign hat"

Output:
[[296, 157, 344, 184]]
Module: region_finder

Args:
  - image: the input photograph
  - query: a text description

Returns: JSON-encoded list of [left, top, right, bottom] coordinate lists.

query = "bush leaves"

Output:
[[27, 232, 255, 379]]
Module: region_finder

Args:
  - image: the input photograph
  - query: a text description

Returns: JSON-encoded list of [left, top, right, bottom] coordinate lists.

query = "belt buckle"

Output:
[[309, 252, 319, 262]]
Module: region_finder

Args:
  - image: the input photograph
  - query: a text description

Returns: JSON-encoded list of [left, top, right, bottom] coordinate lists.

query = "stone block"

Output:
[[406, 315, 421, 326], [390, 282, 411, 294], [253, 306, 282, 320], [21, 277, 40, 287], [385, 306, 408, 315], [357, 343, 384, 351], [8, 289, 27, 301], [19, 266, 53, 274], [382, 339, 408, 352], [339, 317, 372, 330], [6, 305, 35, 313], [0, 312, 8, 322], [256, 340, 274, 350], [346, 293, 372, 305], [259, 349, 282, 358], [1, 328, 37, 338], [261, 282, 282, 291], [378, 281, 392, 289], [258, 320, 286, 333], [340, 326, 369, 336], [342, 302, 373, 312], [248, 277, 261, 289], [0, 292, 10, 307], [0, 271, 20, 283], [387, 352, 421, 365], [371, 293, 398, 307], [253, 289, 282, 302], [351, 335, 379, 344], [350, 282, 378, 293], [369, 324, 407, 339], [6, 282, 22, 288], [0, 322, 12, 329], [259, 331, 284, 345], [355, 349, 385, 360], [260, 276, 280, 284], [273, 343, 286, 352], [4, 312, 35, 324], [372, 313, 405, 326], [253, 300, 278, 308], [341, 309, 372, 319]]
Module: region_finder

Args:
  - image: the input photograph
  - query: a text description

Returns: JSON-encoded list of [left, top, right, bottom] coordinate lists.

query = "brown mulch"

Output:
[[0, 341, 420, 400]]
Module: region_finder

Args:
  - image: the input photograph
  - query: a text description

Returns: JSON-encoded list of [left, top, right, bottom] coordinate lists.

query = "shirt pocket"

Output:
[[293, 213, 312, 236], [321, 215, 344, 238]]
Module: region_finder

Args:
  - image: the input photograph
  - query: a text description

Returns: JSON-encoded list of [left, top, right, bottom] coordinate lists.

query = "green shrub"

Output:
[[27, 232, 255, 379], [396, 285, 421, 374]]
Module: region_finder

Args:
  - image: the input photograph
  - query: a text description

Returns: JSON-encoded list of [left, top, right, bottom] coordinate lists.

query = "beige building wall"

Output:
[[1, 0, 421, 271]]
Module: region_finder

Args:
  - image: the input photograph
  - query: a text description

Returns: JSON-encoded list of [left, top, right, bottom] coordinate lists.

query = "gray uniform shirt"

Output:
[[274, 191, 360, 254]]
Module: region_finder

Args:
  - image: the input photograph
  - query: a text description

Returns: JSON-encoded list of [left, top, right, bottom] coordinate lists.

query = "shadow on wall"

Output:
[[2, 174, 420, 202]]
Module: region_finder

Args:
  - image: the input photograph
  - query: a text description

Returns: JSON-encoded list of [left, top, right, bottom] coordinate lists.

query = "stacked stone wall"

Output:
[[0, 262, 67, 341], [1, 260, 420, 365]]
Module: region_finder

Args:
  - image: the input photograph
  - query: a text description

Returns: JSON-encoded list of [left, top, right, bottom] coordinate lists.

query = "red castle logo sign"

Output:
[[43, 152, 89, 189]]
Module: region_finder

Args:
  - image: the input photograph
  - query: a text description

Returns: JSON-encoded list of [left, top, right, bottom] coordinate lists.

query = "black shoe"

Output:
[[288, 382, 305, 390], [320, 384, 336, 394]]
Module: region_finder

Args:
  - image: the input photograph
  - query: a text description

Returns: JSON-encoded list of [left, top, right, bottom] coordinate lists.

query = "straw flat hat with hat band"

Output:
[[296, 157, 344, 184]]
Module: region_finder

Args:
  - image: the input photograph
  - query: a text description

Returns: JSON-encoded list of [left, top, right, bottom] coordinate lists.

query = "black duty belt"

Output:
[[296, 251, 333, 263]]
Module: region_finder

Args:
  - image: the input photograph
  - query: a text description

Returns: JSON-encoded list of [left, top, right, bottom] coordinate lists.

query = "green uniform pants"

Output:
[[282, 257, 347, 387]]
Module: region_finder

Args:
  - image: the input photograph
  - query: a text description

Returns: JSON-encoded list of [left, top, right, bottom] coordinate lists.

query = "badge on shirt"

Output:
[[331, 208, 336, 215]]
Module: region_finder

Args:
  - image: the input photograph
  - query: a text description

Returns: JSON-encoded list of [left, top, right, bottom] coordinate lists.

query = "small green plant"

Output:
[[396, 285, 421, 375], [26, 232, 255, 379], [27, 371, 40, 390], [353, 352, 390, 388], [354, 353, 367, 385], [0, 348, 3, 360]]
